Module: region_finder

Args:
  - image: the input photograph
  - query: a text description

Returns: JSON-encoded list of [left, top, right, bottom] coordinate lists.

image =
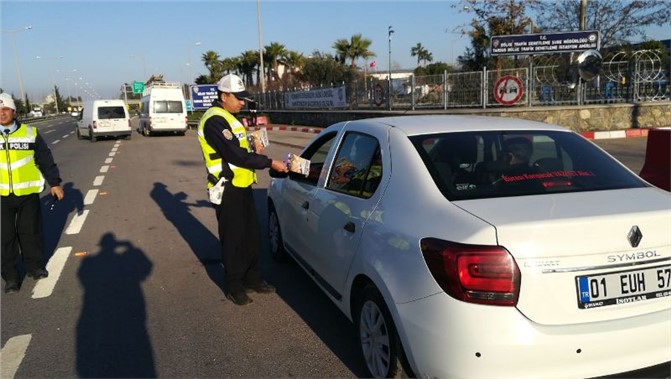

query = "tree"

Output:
[[238, 50, 259, 88], [332, 34, 375, 68], [533, 0, 671, 48], [300, 53, 347, 87], [457, 0, 535, 70], [265, 42, 287, 85], [411, 43, 427, 65], [279, 50, 306, 88]]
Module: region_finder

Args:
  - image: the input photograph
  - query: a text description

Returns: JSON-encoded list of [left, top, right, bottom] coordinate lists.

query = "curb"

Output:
[[580, 129, 649, 140], [250, 124, 652, 140], [247, 125, 322, 134]]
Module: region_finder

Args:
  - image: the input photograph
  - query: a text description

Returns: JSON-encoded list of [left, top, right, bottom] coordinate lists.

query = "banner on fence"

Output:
[[491, 30, 599, 56], [190, 85, 219, 110], [285, 86, 347, 109]]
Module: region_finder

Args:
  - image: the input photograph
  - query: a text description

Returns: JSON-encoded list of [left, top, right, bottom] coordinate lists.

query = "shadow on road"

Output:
[[76, 232, 155, 378], [149, 182, 225, 293], [42, 182, 83, 262], [252, 188, 367, 377]]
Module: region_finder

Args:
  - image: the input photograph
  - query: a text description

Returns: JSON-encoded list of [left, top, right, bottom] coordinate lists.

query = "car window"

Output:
[[154, 101, 183, 113], [326, 132, 382, 198], [413, 131, 647, 200], [97, 106, 126, 119], [290, 131, 337, 185]]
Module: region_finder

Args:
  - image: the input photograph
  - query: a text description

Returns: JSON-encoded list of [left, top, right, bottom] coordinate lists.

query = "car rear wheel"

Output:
[[143, 124, 150, 137], [355, 285, 411, 378], [268, 204, 288, 262], [89, 128, 96, 142]]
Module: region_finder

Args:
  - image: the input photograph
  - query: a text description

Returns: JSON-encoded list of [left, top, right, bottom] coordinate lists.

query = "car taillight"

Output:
[[92, 121, 97, 129], [421, 238, 520, 306]]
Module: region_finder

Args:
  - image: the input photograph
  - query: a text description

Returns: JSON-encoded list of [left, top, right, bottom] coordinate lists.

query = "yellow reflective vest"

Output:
[[197, 107, 256, 188], [0, 124, 46, 196]]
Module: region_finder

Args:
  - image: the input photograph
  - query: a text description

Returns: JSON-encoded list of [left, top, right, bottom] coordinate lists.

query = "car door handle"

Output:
[[344, 221, 355, 233], [301, 201, 309, 210]]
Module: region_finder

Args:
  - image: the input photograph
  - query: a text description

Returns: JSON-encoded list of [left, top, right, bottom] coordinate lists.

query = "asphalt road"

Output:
[[0, 117, 655, 378]]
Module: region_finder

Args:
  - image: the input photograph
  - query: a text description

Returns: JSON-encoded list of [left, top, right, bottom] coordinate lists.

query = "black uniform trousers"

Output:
[[1, 193, 44, 282], [214, 185, 262, 293]]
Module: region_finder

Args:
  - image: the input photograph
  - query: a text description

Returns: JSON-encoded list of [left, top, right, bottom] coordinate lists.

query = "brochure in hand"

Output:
[[285, 153, 310, 176], [247, 129, 269, 152]]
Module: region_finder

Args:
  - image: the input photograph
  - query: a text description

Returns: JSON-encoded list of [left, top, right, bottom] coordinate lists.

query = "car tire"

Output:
[[143, 125, 151, 137], [89, 128, 96, 143], [355, 284, 412, 378], [268, 204, 288, 262]]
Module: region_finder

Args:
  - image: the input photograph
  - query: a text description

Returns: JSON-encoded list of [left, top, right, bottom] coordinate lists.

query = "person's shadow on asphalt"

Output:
[[42, 181, 83, 262], [149, 182, 225, 293], [76, 232, 155, 378]]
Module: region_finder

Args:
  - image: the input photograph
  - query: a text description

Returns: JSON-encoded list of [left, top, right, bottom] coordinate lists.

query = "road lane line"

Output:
[[62, 135, 69, 138], [52, 140, 60, 144], [109, 152, 116, 157], [105, 157, 113, 164], [65, 210, 89, 235], [111, 147, 118, 152], [32, 247, 72, 299], [83, 189, 98, 205], [45, 130, 55, 134], [100, 165, 109, 173], [93, 176, 104, 186], [1, 334, 32, 379]]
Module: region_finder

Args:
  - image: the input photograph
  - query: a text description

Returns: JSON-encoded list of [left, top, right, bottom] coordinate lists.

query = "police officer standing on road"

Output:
[[1, 93, 64, 293], [197, 74, 288, 306]]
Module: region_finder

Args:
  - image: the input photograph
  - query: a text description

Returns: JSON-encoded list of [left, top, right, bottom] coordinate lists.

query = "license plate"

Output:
[[576, 265, 671, 309]]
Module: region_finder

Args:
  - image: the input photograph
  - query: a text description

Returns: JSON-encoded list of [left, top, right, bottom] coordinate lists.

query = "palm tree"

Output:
[[280, 50, 305, 87], [333, 34, 375, 68], [419, 50, 433, 66], [202, 51, 221, 82], [238, 50, 259, 87], [410, 43, 427, 66], [265, 42, 287, 84]]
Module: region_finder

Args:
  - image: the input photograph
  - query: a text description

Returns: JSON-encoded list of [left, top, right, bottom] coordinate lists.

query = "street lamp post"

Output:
[[2, 26, 32, 108], [187, 41, 201, 85], [36, 55, 64, 114], [257, 0, 266, 93], [388, 25, 394, 111]]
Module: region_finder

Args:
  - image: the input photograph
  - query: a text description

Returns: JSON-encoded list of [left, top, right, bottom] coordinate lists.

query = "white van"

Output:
[[77, 99, 132, 142], [138, 82, 188, 136]]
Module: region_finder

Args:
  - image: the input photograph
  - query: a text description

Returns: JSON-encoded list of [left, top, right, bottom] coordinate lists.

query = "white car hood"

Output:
[[455, 188, 671, 325]]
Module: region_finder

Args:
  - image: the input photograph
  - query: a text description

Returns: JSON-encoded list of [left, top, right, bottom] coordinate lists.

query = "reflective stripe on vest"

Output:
[[197, 107, 256, 188], [0, 124, 45, 196]]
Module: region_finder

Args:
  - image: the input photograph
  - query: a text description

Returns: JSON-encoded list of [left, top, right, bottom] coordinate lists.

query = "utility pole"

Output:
[[579, 0, 587, 30], [387, 26, 394, 111], [257, 0, 266, 93]]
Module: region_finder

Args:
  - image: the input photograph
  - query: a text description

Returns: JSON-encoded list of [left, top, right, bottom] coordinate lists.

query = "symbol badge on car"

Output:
[[627, 225, 643, 248]]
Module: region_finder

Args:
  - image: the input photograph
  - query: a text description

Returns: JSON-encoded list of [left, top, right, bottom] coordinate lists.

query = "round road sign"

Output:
[[493, 75, 524, 105], [373, 83, 384, 107]]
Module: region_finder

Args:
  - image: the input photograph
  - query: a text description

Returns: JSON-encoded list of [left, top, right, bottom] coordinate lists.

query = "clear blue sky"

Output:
[[1, 0, 667, 102]]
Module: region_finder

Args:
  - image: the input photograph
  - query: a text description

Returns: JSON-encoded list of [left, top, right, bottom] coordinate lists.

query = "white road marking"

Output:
[[1, 334, 32, 379], [111, 147, 118, 152], [32, 247, 72, 299], [83, 189, 98, 205], [109, 152, 116, 157], [62, 135, 68, 138], [52, 140, 60, 144], [100, 165, 109, 173], [65, 210, 89, 235], [93, 176, 104, 186], [44, 130, 55, 134], [105, 157, 113, 164]]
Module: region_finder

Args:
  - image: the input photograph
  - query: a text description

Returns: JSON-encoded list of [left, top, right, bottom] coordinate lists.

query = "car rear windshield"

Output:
[[153, 101, 183, 114], [97, 106, 126, 119], [412, 130, 648, 201]]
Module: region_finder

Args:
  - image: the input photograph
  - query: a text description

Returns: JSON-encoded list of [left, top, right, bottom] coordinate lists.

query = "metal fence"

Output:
[[253, 49, 669, 111]]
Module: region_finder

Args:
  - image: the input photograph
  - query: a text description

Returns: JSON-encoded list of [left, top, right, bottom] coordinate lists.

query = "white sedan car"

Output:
[[267, 115, 671, 378]]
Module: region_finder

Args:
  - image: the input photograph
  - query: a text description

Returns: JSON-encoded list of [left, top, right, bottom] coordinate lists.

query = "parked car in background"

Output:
[[640, 127, 670, 191], [77, 99, 132, 142], [267, 115, 671, 378]]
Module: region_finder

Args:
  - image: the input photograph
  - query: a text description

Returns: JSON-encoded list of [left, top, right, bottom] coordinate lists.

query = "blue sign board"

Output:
[[491, 30, 599, 56], [190, 85, 218, 110]]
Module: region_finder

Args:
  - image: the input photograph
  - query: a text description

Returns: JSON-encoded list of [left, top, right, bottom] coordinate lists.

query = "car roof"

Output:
[[351, 115, 571, 136]]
